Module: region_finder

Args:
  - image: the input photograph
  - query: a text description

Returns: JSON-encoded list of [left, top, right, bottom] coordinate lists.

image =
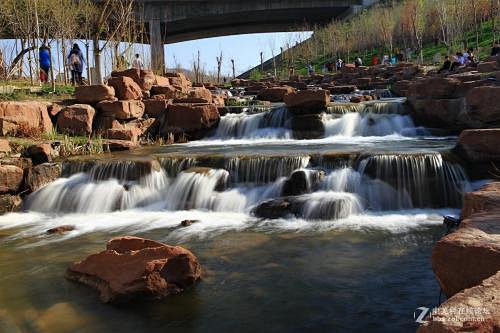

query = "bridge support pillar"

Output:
[[149, 19, 165, 74]]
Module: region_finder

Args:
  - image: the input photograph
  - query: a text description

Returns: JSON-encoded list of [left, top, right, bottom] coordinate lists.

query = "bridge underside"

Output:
[[162, 7, 352, 44]]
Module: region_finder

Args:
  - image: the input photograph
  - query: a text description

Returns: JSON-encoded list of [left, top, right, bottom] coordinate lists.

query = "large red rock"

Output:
[[97, 100, 145, 120], [0, 101, 53, 136], [432, 182, 500, 298], [412, 98, 466, 129], [143, 99, 167, 118], [93, 116, 124, 133], [103, 140, 139, 151], [477, 61, 499, 73], [163, 103, 220, 133], [465, 86, 500, 126], [0, 194, 22, 214], [0, 139, 11, 155], [107, 77, 143, 100], [461, 182, 500, 220], [432, 211, 500, 298], [150, 85, 181, 99], [257, 86, 296, 102], [284, 90, 330, 115], [65, 236, 201, 303], [0, 165, 23, 193], [410, 77, 461, 99], [75, 85, 115, 104], [57, 104, 96, 136], [24, 143, 57, 165], [455, 129, 500, 163], [166, 72, 192, 93], [104, 128, 142, 142], [417, 271, 500, 333], [188, 87, 213, 103], [25, 163, 61, 193], [111, 69, 157, 91]]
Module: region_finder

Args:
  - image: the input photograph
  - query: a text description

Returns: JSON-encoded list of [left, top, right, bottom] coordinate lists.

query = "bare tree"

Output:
[[216, 51, 223, 84]]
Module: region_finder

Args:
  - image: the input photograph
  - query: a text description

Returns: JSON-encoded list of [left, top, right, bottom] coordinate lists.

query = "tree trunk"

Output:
[[62, 38, 68, 85], [48, 45, 56, 93], [86, 41, 91, 85], [93, 37, 103, 84]]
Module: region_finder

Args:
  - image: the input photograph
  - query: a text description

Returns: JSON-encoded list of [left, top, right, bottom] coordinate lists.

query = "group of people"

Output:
[[438, 42, 500, 74], [38, 43, 86, 85], [38, 44, 145, 86]]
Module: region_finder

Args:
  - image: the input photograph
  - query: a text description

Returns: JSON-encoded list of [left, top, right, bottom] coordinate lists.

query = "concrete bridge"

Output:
[[142, 0, 375, 72]]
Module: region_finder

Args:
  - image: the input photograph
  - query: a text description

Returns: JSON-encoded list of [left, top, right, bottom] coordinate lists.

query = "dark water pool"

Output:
[[0, 226, 444, 333]]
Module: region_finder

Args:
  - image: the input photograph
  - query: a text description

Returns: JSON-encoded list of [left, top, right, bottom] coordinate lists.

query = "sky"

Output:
[[0, 31, 312, 79], [165, 32, 313, 76]]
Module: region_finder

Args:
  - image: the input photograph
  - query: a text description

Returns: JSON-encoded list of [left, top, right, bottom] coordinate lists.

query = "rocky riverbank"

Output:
[[417, 181, 500, 332]]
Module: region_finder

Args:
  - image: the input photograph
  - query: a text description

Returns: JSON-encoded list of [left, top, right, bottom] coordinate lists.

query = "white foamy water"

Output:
[[0, 208, 455, 246]]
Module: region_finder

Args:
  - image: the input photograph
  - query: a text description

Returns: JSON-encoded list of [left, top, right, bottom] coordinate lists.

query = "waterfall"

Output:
[[225, 156, 310, 183], [300, 192, 363, 220], [159, 157, 198, 177], [24, 169, 169, 214], [357, 153, 470, 208], [212, 106, 291, 139], [61, 160, 160, 182], [323, 113, 417, 137], [164, 169, 230, 210]]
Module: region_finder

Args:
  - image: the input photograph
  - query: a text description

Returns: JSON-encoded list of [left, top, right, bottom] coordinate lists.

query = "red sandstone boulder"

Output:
[[111, 69, 158, 91], [47, 225, 75, 234], [465, 86, 500, 126], [0, 139, 11, 156], [24, 143, 57, 165], [461, 182, 500, 220], [25, 163, 61, 193], [75, 85, 115, 104], [0, 165, 23, 193], [103, 139, 138, 151], [188, 87, 213, 103], [0, 194, 22, 214], [65, 236, 201, 303], [329, 85, 358, 94], [154, 75, 170, 87], [477, 61, 499, 73], [143, 99, 167, 118], [257, 86, 296, 102], [432, 210, 500, 298], [151, 85, 181, 99], [412, 98, 466, 129], [163, 103, 220, 133], [0, 101, 53, 136], [93, 116, 124, 133], [97, 100, 145, 120], [417, 271, 500, 333], [284, 90, 330, 115], [166, 72, 192, 93], [411, 77, 461, 99], [105, 128, 142, 142], [455, 129, 500, 163], [107, 77, 143, 100], [57, 104, 96, 136]]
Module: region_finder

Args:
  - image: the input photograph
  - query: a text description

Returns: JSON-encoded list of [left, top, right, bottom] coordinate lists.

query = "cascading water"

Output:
[[159, 157, 198, 177], [323, 113, 418, 137], [357, 153, 470, 208], [212, 106, 291, 139], [224, 155, 310, 183]]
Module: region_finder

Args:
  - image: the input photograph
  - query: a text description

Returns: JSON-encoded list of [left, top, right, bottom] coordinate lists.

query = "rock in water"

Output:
[[65, 236, 201, 303]]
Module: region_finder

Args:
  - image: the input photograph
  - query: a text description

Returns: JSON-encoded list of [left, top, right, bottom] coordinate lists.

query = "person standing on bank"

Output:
[[39, 44, 51, 84], [68, 44, 85, 85], [132, 53, 144, 71]]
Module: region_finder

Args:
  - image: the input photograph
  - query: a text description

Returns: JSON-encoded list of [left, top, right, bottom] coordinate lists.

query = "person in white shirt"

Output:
[[132, 54, 144, 70]]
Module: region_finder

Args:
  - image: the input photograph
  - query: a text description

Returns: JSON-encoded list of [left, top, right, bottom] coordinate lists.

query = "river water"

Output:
[[0, 98, 474, 332]]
